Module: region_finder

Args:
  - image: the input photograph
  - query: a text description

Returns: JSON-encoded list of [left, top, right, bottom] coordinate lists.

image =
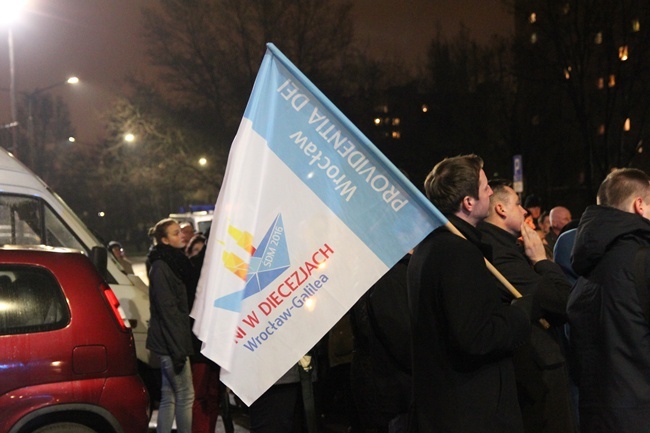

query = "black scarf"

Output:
[[147, 243, 198, 292]]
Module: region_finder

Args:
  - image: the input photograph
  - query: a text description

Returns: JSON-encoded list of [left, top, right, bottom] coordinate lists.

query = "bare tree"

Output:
[[421, 27, 517, 179], [139, 0, 355, 143], [14, 93, 75, 185]]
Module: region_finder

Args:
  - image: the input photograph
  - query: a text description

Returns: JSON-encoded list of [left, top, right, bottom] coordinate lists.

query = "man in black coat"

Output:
[[478, 180, 575, 433], [567, 168, 650, 433], [407, 155, 534, 433]]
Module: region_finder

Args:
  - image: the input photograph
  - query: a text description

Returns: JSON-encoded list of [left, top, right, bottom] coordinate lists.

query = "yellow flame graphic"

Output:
[[221, 224, 255, 280]]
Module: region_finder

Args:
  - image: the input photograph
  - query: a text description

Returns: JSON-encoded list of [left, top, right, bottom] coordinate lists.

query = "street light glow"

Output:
[[67, 76, 79, 84], [199, 157, 207, 166], [0, 0, 27, 25], [124, 133, 135, 142]]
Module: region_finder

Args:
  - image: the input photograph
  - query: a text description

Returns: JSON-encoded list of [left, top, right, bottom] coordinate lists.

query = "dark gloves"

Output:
[[173, 357, 186, 374], [511, 294, 542, 323]]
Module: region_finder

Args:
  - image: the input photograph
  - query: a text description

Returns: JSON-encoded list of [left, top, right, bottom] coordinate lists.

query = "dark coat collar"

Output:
[[446, 214, 493, 260]]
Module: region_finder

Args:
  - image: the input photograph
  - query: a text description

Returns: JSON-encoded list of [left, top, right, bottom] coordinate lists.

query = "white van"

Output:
[[0, 148, 156, 373]]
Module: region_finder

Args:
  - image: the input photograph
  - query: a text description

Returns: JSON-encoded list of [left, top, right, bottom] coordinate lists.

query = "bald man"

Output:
[[545, 206, 572, 251]]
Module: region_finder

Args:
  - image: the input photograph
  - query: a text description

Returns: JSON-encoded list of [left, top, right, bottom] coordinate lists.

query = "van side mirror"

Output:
[[90, 246, 109, 280]]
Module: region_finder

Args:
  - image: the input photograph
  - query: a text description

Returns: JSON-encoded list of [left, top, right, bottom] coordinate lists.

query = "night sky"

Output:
[[0, 0, 511, 143]]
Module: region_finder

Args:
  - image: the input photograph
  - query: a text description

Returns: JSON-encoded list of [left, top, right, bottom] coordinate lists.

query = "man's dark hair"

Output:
[[424, 154, 483, 215], [597, 168, 650, 210]]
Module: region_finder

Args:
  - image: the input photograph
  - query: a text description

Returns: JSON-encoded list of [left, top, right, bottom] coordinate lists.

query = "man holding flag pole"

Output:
[[407, 155, 536, 433]]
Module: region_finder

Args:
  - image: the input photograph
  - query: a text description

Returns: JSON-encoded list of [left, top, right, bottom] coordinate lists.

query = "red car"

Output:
[[0, 246, 149, 433]]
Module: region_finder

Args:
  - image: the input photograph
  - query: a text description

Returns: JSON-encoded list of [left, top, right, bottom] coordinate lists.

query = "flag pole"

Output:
[[444, 221, 551, 329]]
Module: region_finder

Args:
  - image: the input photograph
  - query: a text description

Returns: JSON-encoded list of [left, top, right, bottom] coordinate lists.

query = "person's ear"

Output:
[[633, 196, 645, 216], [495, 202, 507, 218], [462, 196, 473, 213]]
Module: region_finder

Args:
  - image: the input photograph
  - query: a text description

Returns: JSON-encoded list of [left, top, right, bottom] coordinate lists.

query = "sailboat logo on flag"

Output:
[[215, 214, 290, 312]]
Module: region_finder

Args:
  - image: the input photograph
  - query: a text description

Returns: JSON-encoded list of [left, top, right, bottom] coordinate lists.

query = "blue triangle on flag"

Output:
[[213, 213, 290, 311], [213, 290, 243, 312], [244, 214, 290, 297]]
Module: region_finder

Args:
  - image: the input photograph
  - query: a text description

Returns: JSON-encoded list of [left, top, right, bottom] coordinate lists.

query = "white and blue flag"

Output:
[[191, 43, 447, 405]]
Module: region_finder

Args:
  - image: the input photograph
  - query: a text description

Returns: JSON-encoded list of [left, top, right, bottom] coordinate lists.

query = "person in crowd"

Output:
[[478, 180, 575, 433], [108, 240, 135, 274], [350, 253, 411, 433], [535, 211, 554, 260], [319, 312, 360, 433], [524, 194, 543, 230], [553, 226, 579, 285], [545, 206, 572, 251], [407, 154, 534, 433], [180, 221, 196, 245], [538, 211, 551, 238], [146, 218, 196, 433], [567, 168, 650, 432], [183, 232, 222, 433], [249, 358, 316, 433], [553, 222, 581, 428], [185, 234, 206, 258]]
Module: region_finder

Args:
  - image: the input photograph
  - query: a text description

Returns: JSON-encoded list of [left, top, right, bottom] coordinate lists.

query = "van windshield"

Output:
[[0, 195, 86, 251]]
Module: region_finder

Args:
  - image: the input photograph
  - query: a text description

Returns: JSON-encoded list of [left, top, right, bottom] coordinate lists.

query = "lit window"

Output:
[[594, 32, 602, 44], [608, 74, 616, 87], [529, 12, 537, 24], [564, 66, 572, 80], [624, 118, 631, 131], [421, 104, 429, 113], [597, 124, 605, 135], [632, 19, 640, 32], [619, 45, 629, 61], [562, 3, 570, 14], [392, 118, 400, 126], [381, 105, 389, 114], [391, 131, 401, 139], [373, 118, 381, 125], [531, 33, 538, 44], [597, 77, 605, 89]]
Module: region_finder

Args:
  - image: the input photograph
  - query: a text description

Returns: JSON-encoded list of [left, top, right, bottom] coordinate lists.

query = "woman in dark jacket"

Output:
[[147, 218, 197, 433]]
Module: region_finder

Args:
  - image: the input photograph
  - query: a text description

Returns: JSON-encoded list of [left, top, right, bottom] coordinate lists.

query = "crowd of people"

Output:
[[110, 153, 650, 433], [402, 155, 650, 433]]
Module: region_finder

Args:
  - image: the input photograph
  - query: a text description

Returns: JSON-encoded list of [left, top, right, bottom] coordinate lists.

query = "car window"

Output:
[[0, 196, 42, 245], [0, 194, 86, 251], [44, 205, 85, 249], [198, 220, 212, 234], [0, 266, 70, 335]]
